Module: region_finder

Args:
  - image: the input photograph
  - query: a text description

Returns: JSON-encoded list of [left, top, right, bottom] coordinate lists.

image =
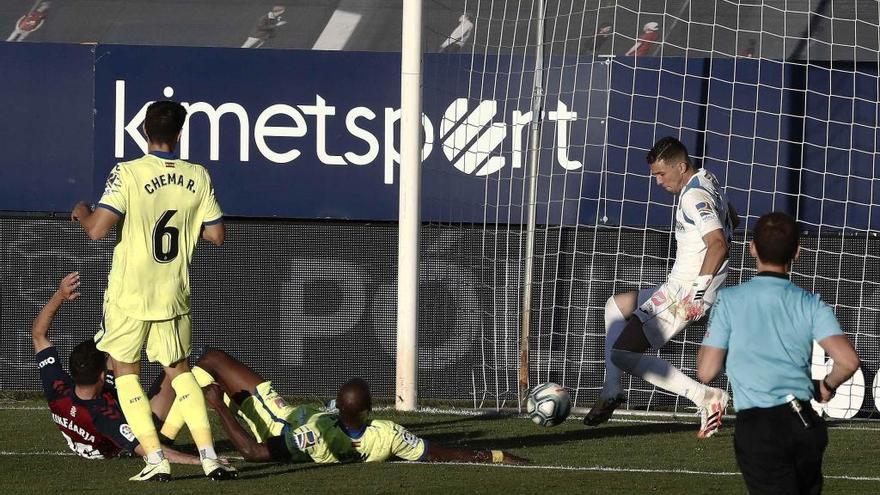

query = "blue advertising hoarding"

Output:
[[0, 43, 877, 230], [0, 43, 94, 213]]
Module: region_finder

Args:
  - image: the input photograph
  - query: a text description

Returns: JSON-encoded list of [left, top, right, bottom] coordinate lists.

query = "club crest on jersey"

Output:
[[70, 406, 77, 417]]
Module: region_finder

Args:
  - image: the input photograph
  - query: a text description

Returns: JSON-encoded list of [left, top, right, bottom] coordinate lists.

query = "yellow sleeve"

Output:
[[388, 422, 427, 462], [198, 167, 223, 225], [96, 164, 129, 216]]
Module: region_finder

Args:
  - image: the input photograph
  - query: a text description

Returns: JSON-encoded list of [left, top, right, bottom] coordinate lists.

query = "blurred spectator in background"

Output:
[[242, 5, 288, 49], [439, 13, 473, 53], [6, 1, 50, 42], [740, 38, 757, 58], [625, 21, 660, 56], [593, 23, 613, 55]]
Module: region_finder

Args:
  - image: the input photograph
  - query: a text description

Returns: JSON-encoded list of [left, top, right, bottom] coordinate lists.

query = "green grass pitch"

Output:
[[1, 400, 878, 494]]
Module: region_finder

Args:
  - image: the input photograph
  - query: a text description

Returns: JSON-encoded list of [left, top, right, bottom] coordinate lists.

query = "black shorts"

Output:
[[734, 401, 828, 495]]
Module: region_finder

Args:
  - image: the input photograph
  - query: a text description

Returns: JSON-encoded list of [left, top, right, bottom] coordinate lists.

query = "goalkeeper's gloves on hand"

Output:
[[683, 275, 713, 321]]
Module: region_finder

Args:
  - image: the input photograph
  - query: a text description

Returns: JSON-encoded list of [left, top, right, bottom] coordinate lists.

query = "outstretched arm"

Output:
[[203, 383, 273, 462], [425, 443, 528, 465], [32, 272, 81, 353]]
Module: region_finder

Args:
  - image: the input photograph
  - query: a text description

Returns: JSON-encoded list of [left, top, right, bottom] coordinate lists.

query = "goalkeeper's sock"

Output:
[[159, 366, 215, 441], [116, 374, 165, 464], [170, 372, 217, 461], [619, 352, 710, 406], [601, 296, 627, 398]]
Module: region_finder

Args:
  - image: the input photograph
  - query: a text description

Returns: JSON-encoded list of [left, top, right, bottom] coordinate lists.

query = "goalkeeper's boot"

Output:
[[697, 388, 730, 439], [203, 458, 238, 481], [583, 393, 626, 426], [129, 458, 171, 482]]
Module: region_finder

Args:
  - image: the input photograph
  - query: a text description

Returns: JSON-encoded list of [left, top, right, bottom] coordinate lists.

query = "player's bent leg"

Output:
[[166, 361, 237, 480], [584, 315, 646, 426], [195, 349, 265, 405], [601, 293, 637, 395]]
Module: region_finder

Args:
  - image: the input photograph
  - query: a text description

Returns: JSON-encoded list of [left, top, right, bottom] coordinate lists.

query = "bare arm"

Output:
[[32, 272, 81, 353], [816, 335, 861, 402], [425, 443, 528, 465], [696, 345, 727, 384], [699, 229, 729, 277], [201, 222, 225, 246], [203, 384, 272, 462], [71, 202, 120, 240]]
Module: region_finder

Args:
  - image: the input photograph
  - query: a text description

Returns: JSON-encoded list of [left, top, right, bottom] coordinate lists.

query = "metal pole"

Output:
[[519, 0, 547, 405], [396, 0, 423, 412]]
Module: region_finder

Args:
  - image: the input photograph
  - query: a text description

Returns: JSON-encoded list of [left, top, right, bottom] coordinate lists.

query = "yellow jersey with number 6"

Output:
[[97, 153, 222, 320]]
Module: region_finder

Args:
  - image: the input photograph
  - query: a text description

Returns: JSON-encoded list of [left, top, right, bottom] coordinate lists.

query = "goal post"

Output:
[[396, 0, 423, 412]]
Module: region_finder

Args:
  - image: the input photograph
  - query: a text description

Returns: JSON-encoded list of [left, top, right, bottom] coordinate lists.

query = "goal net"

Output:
[[420, 0, 879, 420]]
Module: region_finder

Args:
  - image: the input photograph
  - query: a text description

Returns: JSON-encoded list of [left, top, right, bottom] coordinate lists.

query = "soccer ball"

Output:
[[527, 382, 571, 426]]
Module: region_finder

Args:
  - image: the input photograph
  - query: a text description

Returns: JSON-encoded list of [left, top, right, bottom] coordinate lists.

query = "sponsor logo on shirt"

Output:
[[38, 356, 56, 368], [694, 201, 716, 220]]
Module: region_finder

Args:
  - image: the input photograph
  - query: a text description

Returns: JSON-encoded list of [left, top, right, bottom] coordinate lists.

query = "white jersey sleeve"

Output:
[[680, 188, 725, 238], [669, 169, 733, 282]]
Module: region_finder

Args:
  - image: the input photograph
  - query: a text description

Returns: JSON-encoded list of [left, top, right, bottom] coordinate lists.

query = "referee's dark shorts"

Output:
[[734, 400, 828, 495]]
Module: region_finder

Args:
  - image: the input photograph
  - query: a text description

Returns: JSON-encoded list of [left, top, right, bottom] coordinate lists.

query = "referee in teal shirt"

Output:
[[697, 212, 860, 495]]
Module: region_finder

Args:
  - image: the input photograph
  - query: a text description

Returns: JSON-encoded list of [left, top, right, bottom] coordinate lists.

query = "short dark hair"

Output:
[[753, 211, 799, 266], [144, 101, 187, 146], [646, 136, 694, 169], [69, 340, 106, 386]]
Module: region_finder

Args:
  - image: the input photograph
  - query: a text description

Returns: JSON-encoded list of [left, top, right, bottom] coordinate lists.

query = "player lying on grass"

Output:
[[31, 272, 206, 465], [152, 349, 529, 466]]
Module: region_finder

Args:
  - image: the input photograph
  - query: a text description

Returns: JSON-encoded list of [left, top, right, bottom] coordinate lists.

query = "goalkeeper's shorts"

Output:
[[634, 272, 727, 348], [95, 303, 191, 366]]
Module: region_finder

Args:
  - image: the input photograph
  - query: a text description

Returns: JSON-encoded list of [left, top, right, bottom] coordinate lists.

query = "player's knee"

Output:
[[196, 348, 229, 370], [610, 348, 641, 372]]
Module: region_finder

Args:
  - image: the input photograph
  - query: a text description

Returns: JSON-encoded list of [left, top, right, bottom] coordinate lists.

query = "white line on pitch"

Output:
[[0, 450, 74, 456], [400, 462, 880, 482], [1, 452, 877, 482], [312, 9, 362, 50]]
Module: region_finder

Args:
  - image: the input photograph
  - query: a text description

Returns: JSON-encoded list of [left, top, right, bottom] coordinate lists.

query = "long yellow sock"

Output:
[[159, 366, 215, 440], [116, 374, 164, 463], [170, 372, 216, 461]]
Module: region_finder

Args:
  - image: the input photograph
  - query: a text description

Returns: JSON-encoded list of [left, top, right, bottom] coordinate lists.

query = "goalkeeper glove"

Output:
[[683, 275, 712, 321]]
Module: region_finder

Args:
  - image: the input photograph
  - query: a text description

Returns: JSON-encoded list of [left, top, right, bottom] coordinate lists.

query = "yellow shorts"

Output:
[[236, 382, 320, 445], [94, 303, 192, 366]]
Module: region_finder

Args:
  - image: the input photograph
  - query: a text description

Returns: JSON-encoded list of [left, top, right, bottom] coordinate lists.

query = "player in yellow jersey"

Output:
[[150, 349, 528, 466], [70, 101, 236, 482]]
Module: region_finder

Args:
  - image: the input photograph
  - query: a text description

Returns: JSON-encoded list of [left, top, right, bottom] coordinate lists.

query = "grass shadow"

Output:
[[420, 421, 696, 451]]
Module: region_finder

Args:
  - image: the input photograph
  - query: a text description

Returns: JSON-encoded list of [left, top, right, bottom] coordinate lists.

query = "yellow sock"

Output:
[[170, 372, 216, 460], [116, 374, 164, 463], [191, 366, 215, 387], [160, 366, 214, 440]]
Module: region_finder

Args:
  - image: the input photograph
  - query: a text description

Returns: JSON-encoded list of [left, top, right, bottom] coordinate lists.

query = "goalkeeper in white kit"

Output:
[[585, 136, 739, 438]]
